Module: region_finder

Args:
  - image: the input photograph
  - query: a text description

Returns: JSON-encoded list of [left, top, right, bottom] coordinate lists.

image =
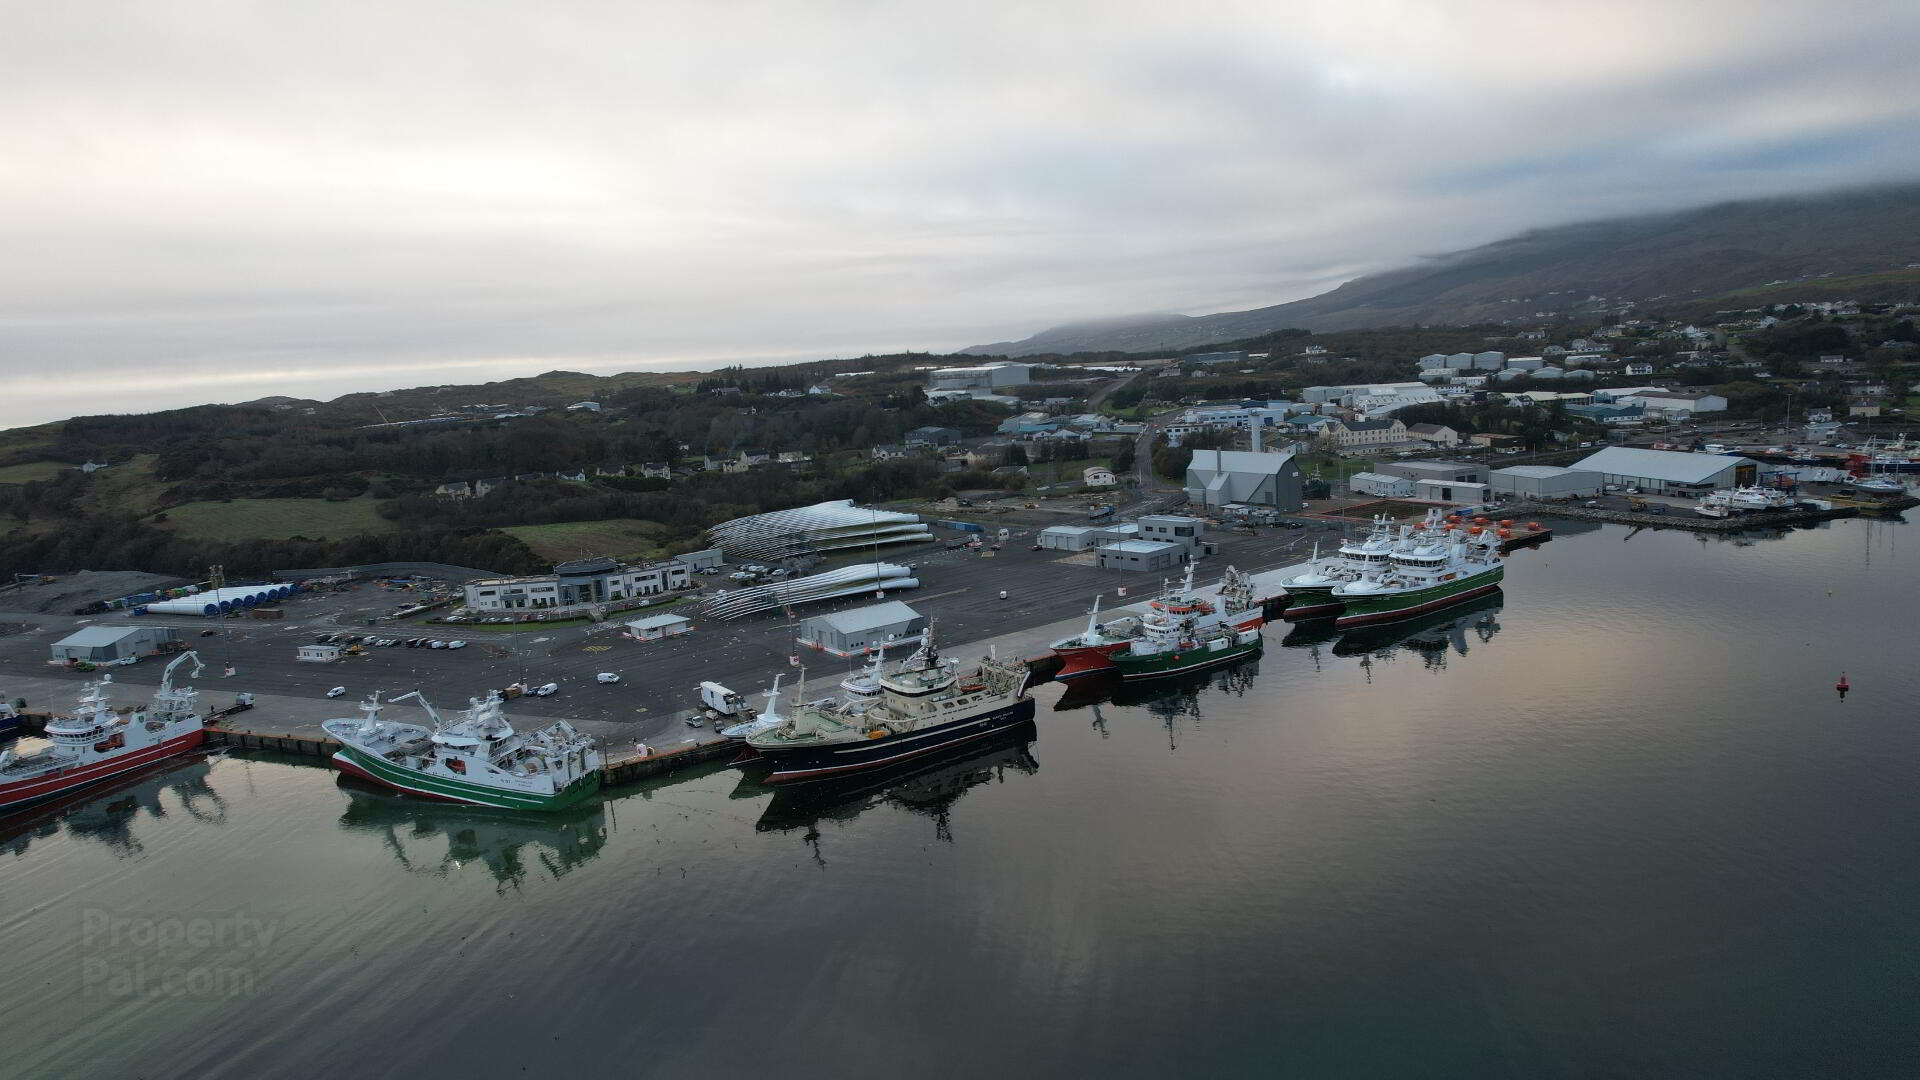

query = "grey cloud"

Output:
[[2, 1, 1918, 426]]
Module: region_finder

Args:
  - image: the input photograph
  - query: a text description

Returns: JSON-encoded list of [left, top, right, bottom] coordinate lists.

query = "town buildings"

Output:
[[462, 557, 691, 613]]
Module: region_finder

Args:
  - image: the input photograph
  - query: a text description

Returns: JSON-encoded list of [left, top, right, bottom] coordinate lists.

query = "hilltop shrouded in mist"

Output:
[[965, 184, 1920, 355]]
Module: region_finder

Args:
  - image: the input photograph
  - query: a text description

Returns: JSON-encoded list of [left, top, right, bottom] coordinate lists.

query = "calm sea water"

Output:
[[4, 520, 1917, 1079]]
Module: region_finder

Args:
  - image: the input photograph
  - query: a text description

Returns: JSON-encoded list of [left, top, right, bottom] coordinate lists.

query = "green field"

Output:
[[501, 518, 671, 562], [0, 461, 74, 484], [162, 496, 396, 540]]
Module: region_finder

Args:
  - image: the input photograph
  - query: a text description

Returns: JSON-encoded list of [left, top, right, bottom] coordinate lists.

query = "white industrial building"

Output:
[[928, 363, 1033, 392], [463, 557, 691, 613], [50, 625, 181, 663], [798, 601, 926, 656], [1349, 472, 1416, 498], [627, 613, 693, 641], [1377, 460, 1490, 485], [708, 500, 934, 562], [1612, 390, 1729, 416], [1038, 525, 1098, 551], [1415, 479, 1489, 505], [1097, 539, 1185, 573], [1490, 465, 1605, 498], [1184, 450, 1305, 511], [1571, 447, 1757, 495]]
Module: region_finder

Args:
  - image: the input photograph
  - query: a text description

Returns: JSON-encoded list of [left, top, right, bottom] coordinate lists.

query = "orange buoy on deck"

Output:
[[1527, 522, 1541, 530], [1499, 519, 1514, 528]]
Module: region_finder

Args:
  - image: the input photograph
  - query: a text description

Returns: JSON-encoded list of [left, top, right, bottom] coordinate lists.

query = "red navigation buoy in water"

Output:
[[1836, 672, 1850, 698]]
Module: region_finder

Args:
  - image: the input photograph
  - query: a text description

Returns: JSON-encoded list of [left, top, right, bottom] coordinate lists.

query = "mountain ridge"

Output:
[[963, 182, 1920, 356]]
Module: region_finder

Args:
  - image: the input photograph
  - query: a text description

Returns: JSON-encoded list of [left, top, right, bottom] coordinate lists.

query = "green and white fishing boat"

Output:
[[325, 690, 603, 811], [1107, 582, 1264, 681], [1329, 511, 1504, 628], [1280, 514, 1399, 619]]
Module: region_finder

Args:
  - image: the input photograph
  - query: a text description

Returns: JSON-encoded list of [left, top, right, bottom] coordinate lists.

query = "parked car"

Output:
[[326, 686, 347, 698], [200, 629, 219, 637], [446, 640, 467, 649], [532, 683, 559, 697], [429, 640, 447, 649], [596, 672, 620, 684]]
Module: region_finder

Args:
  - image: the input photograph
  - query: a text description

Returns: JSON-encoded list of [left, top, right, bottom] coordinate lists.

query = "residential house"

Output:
[[871, 444, 910, 460], [639, 463, 672, 479], [776, 451, 811, 464], [566, 401, 602, 412], [432, 482, 473, 498], [737, 449, 772, 466], [1624, 362, 1655, 376]]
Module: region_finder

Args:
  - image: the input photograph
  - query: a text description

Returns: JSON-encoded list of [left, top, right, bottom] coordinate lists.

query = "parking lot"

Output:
[[0, 525, 1330, 745]]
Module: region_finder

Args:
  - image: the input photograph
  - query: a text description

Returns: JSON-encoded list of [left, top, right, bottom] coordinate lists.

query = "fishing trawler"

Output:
[[1858, 435, 1920, 473], [1108, 618, 1262, 681], [1279, 515, 1398, 619], [325, 690, 602, 811], [0, 654, 210, 812], [1328, 510, 1505, 628], [1049, 566, 1262, 679], [747, 630, 1035, 782]]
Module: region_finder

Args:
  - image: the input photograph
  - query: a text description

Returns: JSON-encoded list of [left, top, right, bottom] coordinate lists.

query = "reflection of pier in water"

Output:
[[743, 721, 1039, 862], [0, 752, 228, 860], [335, 780, 610, 890]]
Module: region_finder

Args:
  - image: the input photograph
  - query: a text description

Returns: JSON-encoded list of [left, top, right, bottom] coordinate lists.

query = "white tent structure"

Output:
[[707, 500, 934, 562], [145, 584, 297, 616], [698, 563, 920, 621]]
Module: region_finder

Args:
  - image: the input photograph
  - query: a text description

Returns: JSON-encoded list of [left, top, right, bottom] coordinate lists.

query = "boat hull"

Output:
[[1111, 635, 1263, 680], [753, 698, 1038, 783], [1051, 640, 1132, 680], [0, 728, 206, 811], [1280, 584, 1341, 620], [330, 745, 602, 811], [1332, 570, 1504, 629]]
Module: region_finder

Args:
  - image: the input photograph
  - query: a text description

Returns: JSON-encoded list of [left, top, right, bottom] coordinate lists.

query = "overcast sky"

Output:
[[3, 0, 1918, 428]]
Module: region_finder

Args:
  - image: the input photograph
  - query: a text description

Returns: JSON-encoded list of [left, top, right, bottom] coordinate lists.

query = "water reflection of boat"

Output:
[[1330, 593, 1503, 661], [1278, 618, 1340, 650], [747, 720, 1038, 847], [1094, 663, 1261, 751], [0, 753, 224, 860], [1108, 659, 1259, 710], [335, 780, 610, 889]]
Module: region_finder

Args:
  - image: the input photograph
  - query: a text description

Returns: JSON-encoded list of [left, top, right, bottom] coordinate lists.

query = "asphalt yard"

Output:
[[0, 525, 1334, 747]]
